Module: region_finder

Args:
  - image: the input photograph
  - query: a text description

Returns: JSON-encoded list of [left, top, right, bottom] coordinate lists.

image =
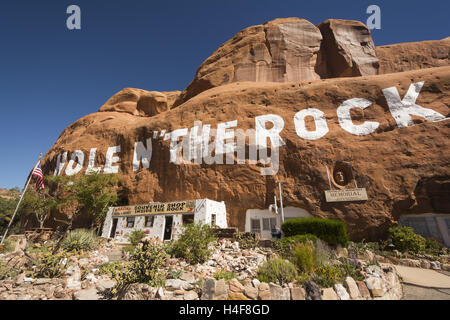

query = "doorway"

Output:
[[164, 216, 173, 240], [110, 218, 118, 238]]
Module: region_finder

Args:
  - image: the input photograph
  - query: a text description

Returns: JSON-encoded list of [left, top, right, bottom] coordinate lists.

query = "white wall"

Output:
[[245, 206, 312, 239]]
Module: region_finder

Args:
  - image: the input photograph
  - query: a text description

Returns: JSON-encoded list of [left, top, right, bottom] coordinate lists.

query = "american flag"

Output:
[[32, 162, 45, 191]]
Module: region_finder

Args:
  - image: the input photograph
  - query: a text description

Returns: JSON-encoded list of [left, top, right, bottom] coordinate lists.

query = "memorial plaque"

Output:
[[325, 188, 368, 202]]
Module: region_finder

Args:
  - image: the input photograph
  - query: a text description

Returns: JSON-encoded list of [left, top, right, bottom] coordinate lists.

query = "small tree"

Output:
[[21, 188, 60, 229], [48, 173, 119, 234]]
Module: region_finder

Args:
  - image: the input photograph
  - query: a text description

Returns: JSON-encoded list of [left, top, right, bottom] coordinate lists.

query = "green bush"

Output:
[[62, 229, 98, 252], [257, 257, 298, 285], [281, 218, 349, 246], [292, 243, 315, 274], [425, 237, 443, 256], [168, 223, 217, 264], [114, 240, 168, 292], [389, 226, 426, 254], [214, 270, 237, 281], [128, 230, 146, 246], [234, 231, 259, 249]]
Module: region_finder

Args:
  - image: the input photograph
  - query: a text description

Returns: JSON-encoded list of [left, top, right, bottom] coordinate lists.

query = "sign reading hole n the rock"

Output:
[[112, 200, 195, 217], [325, 188, 368, 202]]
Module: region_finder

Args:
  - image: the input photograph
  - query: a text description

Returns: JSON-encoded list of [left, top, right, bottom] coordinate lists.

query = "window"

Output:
[[126, 217, 135, 228], [183, 214, 194, 225], [250, 219, 261, 234], [211, 214, 216, 227], [263, 218, 277, 231], [145, 216, 154, 227]]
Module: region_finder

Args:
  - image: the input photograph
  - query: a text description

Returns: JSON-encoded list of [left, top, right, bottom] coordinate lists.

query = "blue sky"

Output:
[[0, 0, 448, 189]]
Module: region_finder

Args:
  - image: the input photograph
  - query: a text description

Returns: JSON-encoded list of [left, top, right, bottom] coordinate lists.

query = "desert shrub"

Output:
[[425, 237, 443, 256], [313, 264, 343, 288], [0, 262, 17, 280], [337, 258, 364, 281], [32, 249, 68, 278], [389, 226, 426, 254], [114, 240, 168, 292], [274, 234, 318, 257], [234, 231, 259, 249], [0, 238, 15, 254], [281, 218, 349, 246], [257, 257, 298, 285], [292, 243, 315, 274], [62, 228, 98, 252], [167, 269, 183, 280], [128, 230, 146, 247], [314, 239, 333, 267], [214, 270, 237, 281], [168, 223, 217, 264], [99, 261, 126, 278]]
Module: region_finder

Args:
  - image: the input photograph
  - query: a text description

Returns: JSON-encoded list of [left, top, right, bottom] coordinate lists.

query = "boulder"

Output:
[[184, 290, 199, 300], [64, 265, 81, 290], [344, 276, 361, 299], [117, 283, 156, 300], [228, 278, 245, 293], [365, 276, 385, 297], [334, 284, 350, 300], [290, 287, 306, 300], [321, 287, 339, 300], [355, 280, 371, 299], [201, 278, 228, 300], [317, 19, 379, 78], [228, 292, 250, 300], [244, 283, 258, 300], [268, 283, 290, 300], [304, 281, 322, 300], [258, 282, 271, 300]]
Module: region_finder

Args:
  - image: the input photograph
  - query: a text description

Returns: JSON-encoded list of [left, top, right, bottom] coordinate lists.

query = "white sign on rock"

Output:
[[325, 188, 368, 202]]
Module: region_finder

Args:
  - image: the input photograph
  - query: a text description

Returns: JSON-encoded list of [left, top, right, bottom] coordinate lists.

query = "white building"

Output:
[[245, 206, 312, 240], [101, 199, 227, 244]]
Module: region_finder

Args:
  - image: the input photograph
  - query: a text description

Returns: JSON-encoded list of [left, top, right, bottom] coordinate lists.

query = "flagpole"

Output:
[[0, 153, 43, 245]]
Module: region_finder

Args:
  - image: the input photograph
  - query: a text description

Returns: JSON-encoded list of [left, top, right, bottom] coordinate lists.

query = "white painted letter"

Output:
[[86, 148, 101, 174], [383, 82, 447, 128], [66, 5, 81, 30], [54, 152, 67, 176], [133, 138, 152, 171], [294, 108, 329, 140], [104, 146, 121, 174], [255, 114, 285, 149], [337, 98, 379, 135], [65, 150, 84, 176], [166, 128, 188, 164], [216, 120, 237, 164]]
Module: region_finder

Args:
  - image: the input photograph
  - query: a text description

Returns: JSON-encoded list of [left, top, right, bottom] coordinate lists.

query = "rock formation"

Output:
[[39, 17, 450, 241], [316, 19, 379, 78], [173, 18, 324, 107], [376, 37, 450, 74]]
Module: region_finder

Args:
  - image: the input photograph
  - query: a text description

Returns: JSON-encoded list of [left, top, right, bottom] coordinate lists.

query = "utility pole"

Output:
[[277, 181, 285, 224], [0, 153, 42, 245]]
